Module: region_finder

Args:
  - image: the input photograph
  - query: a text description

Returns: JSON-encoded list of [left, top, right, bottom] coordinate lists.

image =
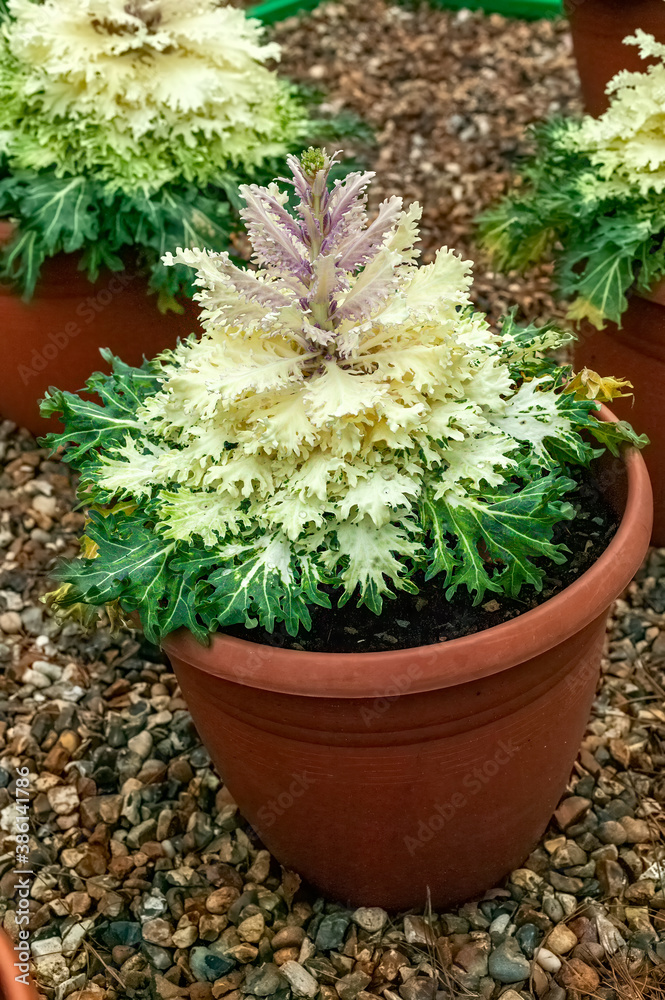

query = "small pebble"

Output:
[[547, 924, 577, 955], [280, 961, 319, 998], [535, 947, 562, 974]]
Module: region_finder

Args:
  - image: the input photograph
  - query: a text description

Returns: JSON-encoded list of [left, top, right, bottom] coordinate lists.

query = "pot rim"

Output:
[[162, 406, 653, 699]]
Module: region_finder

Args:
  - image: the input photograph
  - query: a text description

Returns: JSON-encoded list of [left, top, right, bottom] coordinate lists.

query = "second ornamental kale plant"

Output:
[[44, 150, 644, 643], [0, 0, 363, 307]]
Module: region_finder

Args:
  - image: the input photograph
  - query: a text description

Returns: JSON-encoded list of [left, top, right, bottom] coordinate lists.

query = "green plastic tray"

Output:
[[249, 0, 322, 23], [428, 0, 563, 16], [250, 0, 564, 20]]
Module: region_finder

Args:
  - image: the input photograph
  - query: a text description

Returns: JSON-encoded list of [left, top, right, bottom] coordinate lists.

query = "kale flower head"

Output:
[[44, 151, 639, 641]]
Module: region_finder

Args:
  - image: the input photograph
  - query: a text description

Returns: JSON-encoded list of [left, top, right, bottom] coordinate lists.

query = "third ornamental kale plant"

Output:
[[44, 150, 645, 643], [479, 28, 665, 330]]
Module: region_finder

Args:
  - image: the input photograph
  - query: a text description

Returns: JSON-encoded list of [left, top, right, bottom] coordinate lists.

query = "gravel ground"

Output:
[[3, 5, 665, 1000], [274, 0, 581, 327], [2, 424, 665, 1000]]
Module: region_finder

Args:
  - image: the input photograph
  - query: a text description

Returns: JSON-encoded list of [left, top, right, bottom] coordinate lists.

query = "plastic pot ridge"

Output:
[[163, 410, 652, 909]]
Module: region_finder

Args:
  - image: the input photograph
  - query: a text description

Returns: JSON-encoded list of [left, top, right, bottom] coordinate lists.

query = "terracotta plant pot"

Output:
[[0, 222, 199, 436], [0, 929, 38, 999], [163, 412, 652, 910], [574, 292, 665, 545], [566, 0, 665, 115]]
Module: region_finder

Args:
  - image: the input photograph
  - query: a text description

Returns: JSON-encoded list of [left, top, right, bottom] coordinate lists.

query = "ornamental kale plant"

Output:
[[0, 0, 356, 306], [479, 28, 665, 329], [43, 150, 645, 644]]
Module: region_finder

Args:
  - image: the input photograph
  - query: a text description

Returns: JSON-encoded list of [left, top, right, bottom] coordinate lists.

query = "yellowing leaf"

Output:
[[40, 583, 100, 630], [564, 367, 633, 403], [90, 500, 138, 519], [79, 534, 99, 560], [105, 599, 133, 634], [566, 297, 607, 330]]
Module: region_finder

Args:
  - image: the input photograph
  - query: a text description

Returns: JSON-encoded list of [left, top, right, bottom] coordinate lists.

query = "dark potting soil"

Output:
[[222, 468, 619, 653]]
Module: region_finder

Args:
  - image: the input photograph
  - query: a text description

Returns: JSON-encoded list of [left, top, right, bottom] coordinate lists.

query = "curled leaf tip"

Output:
[[41, 583, 100, 630], [564, 367, 634, 403]]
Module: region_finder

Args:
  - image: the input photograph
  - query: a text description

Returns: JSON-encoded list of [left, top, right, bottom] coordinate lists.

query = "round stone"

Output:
[[535, 947, 562, 974], [597, 820, 628, 846], [271, 926, 306, 950], [547, 923, 578, 955], [190, 947, 235, 983], [238, 912, 265, 944], [488, 938, 530, 984], [352, 907, 388, 934], [516, 923, 541, 958]]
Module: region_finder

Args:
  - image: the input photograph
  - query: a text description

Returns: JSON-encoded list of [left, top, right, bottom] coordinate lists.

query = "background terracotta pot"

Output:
[[574, 293, 665, 544], [163, 421, 652, 910], [565, 0, 665, 543], [0, 928, 38, 999], [566, 0, 665, 115], [0, 221, 200, 436]]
